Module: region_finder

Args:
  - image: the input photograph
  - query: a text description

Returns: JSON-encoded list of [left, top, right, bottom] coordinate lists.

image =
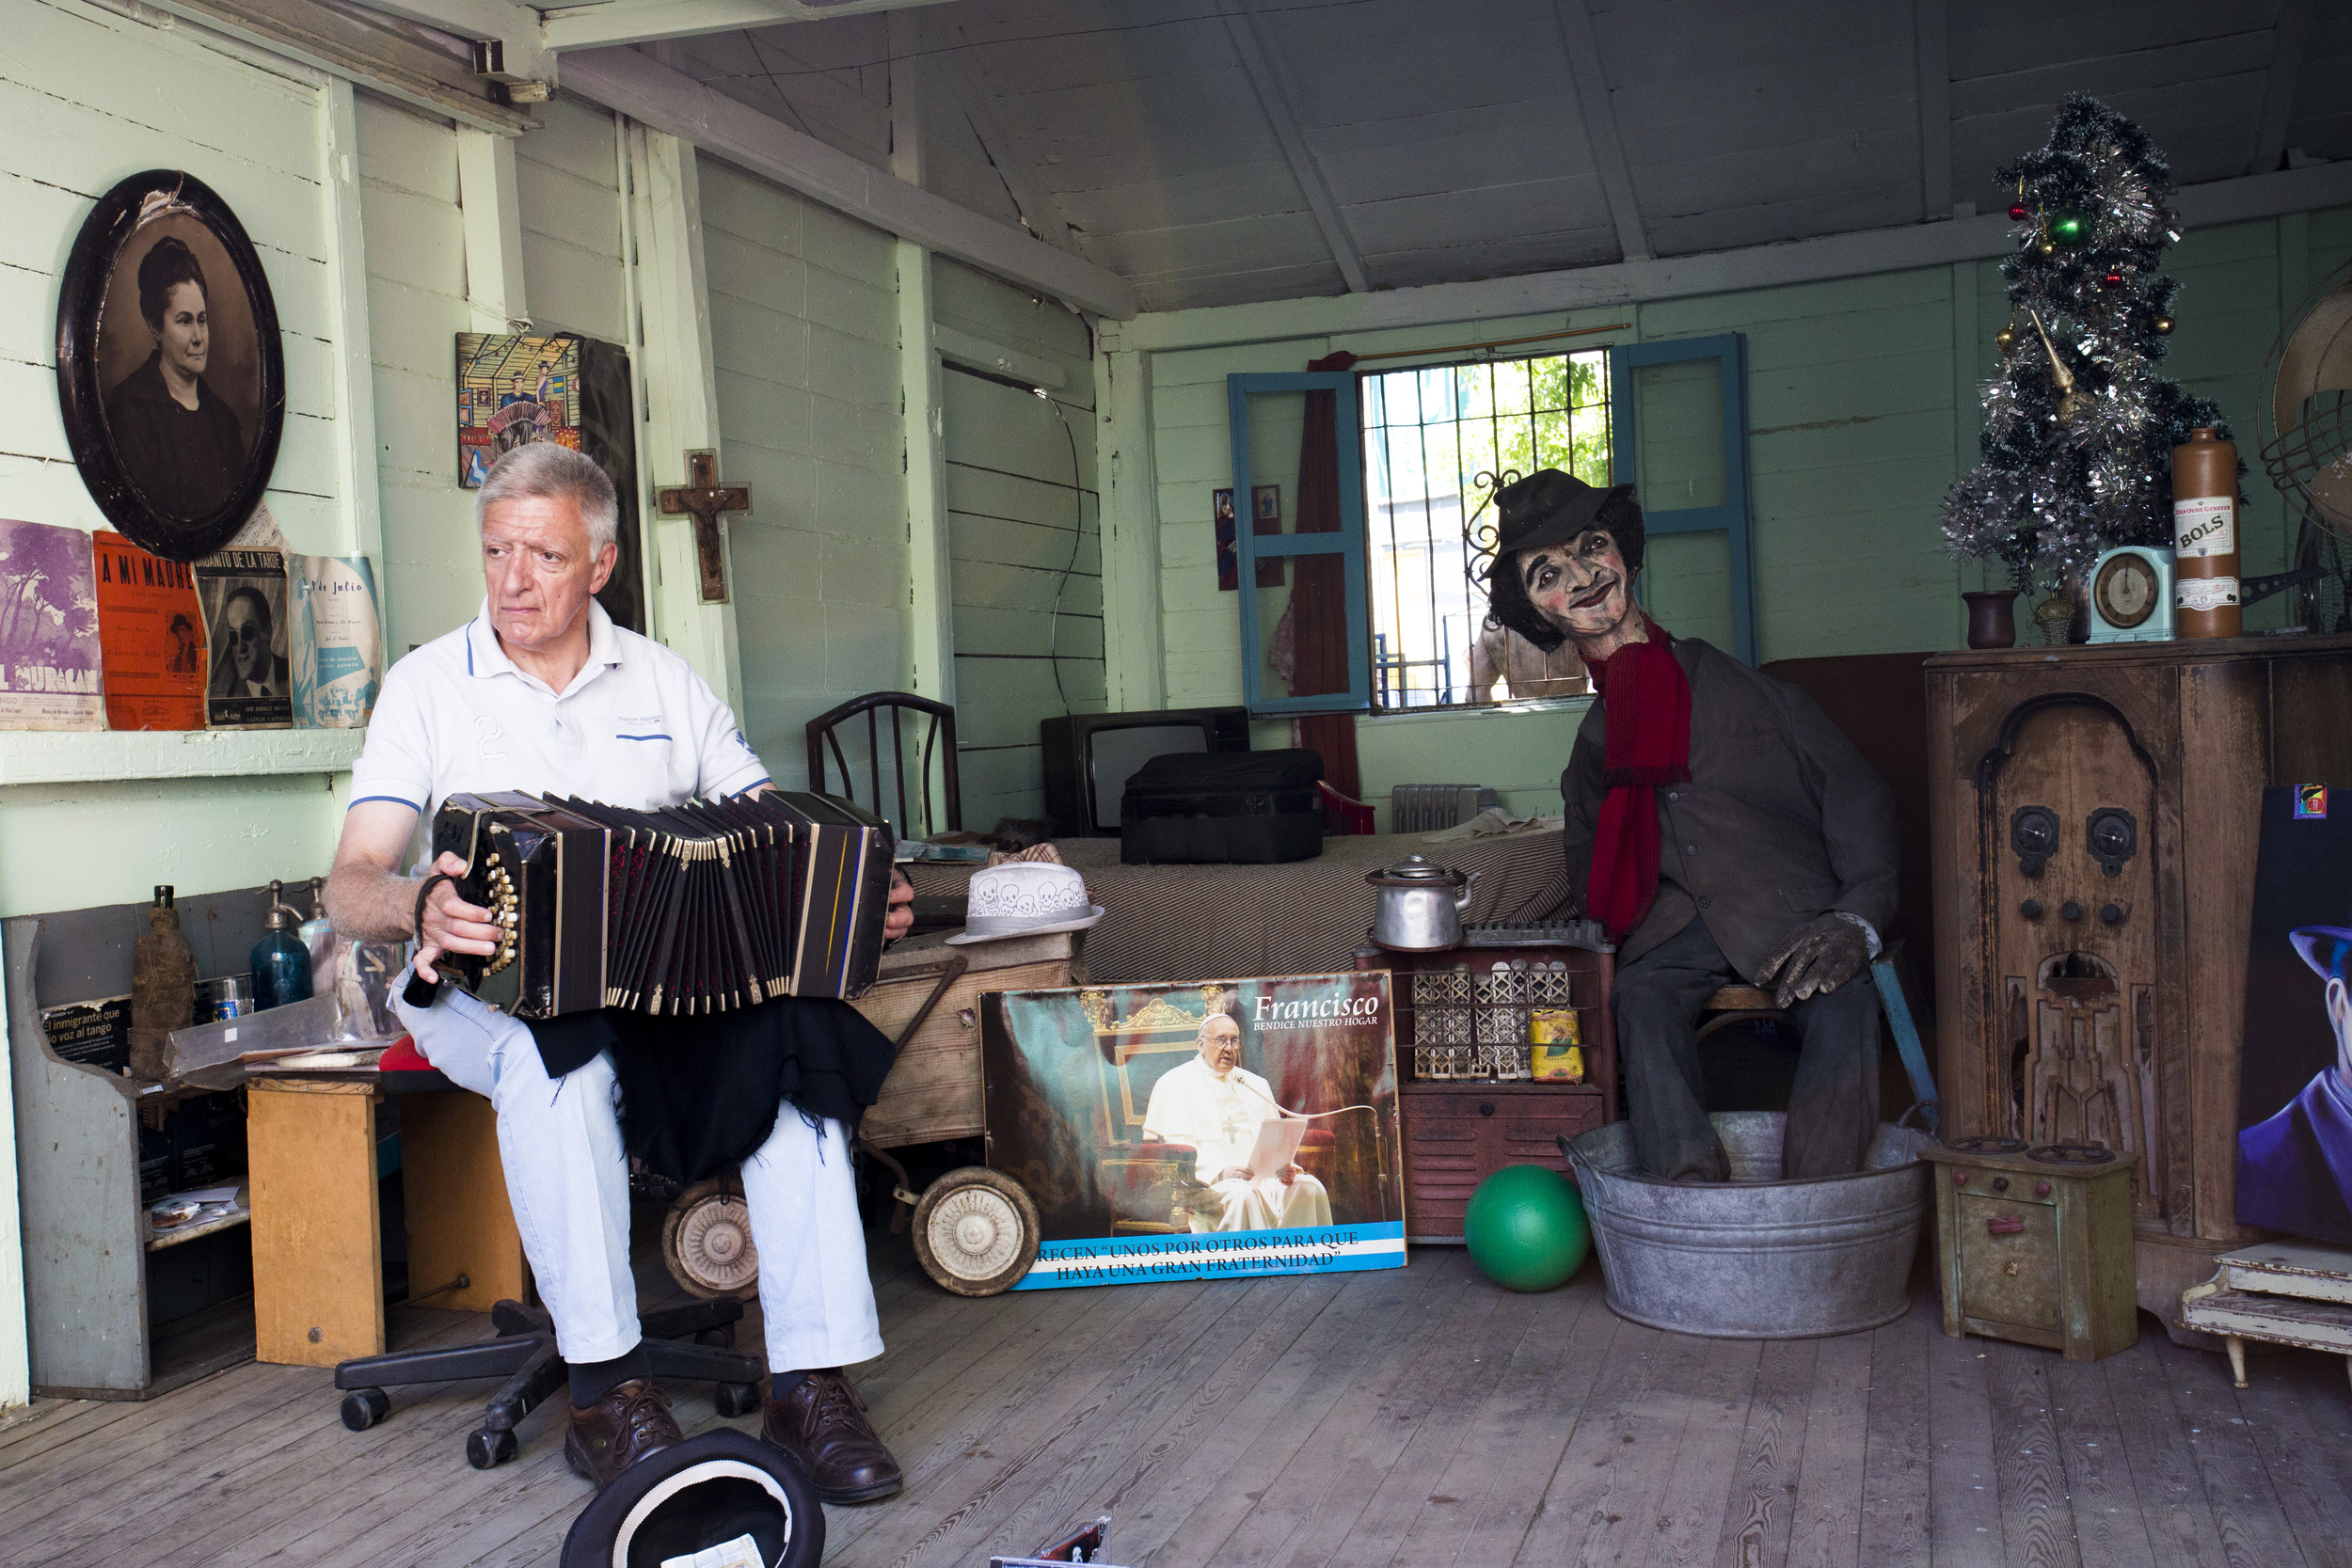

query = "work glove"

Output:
[[1755, 913, 1870, 1010]]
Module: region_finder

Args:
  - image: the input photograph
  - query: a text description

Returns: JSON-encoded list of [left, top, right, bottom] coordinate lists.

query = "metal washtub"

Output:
[[1562, 1112, 1934, 1338]]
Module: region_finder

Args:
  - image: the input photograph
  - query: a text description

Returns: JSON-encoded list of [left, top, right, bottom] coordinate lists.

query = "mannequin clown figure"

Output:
[[1485, 470, 1901, 1182]]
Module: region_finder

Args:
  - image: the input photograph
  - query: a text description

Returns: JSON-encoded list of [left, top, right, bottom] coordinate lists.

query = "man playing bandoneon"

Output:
[[325, 443, 914, 1499]]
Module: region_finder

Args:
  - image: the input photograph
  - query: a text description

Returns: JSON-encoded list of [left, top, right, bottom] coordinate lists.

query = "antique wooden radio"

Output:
[[1921, 1137, 2139, 1360], [1926, 634, 2352, 1325]]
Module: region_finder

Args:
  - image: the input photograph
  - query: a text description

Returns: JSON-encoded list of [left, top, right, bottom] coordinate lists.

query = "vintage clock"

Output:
[[2086, 545, 2175, 643]]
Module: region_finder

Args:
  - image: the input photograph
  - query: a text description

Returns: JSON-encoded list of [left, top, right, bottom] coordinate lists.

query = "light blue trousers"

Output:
[[395, 974, 883, 1372]]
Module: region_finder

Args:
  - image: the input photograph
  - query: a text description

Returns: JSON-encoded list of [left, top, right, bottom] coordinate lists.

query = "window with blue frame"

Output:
[[1228, 335, 1753, 718]]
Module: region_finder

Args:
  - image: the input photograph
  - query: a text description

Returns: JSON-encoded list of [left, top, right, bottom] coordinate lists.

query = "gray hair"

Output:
[[475, 442, 619, 554]]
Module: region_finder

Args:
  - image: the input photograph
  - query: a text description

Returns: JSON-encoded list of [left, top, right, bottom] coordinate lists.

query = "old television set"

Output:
[[1041, 707, 1251, 836]]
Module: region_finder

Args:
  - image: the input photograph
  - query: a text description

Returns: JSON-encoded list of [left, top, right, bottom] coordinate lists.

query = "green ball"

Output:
[[1462, 1164, 1590, 1292]]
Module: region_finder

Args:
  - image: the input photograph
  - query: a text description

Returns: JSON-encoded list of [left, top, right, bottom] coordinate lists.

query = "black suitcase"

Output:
[[1120, 750, 1325, 864]]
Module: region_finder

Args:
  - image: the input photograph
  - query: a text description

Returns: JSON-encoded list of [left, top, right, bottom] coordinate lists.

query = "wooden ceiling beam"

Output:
[[541, 0, 960, 54], [943, 47, 1080, 255], [564, 46, 1140, 317], [1550, 0, 1649, 262], [1104, 159, 2352, 354], [1914, 0, 1952, 219], [2252, 0, 2313, 175], [1215, 0, 1368, 293]]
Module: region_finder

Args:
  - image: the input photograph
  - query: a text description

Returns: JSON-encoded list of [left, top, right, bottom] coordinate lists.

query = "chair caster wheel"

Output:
[[467, 1427, 518, 1469], [714, 1380, 763, 1418], [340, 1387, 390, 1432], [695, 1324, 736, 1349]]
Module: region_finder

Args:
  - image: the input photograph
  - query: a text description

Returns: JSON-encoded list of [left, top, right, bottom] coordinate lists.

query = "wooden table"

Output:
[[247, 1078, 525, 1369]]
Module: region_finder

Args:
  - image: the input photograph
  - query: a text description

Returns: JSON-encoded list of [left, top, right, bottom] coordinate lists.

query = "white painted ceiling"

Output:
[[635, 0, 2352, 312]]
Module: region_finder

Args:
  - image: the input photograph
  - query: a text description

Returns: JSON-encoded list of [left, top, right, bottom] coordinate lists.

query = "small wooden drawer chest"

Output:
[[1922, 1137, 2140, 1362]]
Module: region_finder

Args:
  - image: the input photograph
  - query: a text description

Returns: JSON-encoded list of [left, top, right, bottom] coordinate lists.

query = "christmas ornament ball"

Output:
[[2037, 238, 2057, 257], [2008, 201, 2028, 220], [2154, 315, 2174, 335], [1463, 1164, 1590, 1292], [2049, 208, 2090, 247], [1995, 326, 2017, 350]]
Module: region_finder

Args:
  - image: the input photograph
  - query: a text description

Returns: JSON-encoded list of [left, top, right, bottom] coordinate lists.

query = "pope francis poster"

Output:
[[980, 973, 1405, 1290]]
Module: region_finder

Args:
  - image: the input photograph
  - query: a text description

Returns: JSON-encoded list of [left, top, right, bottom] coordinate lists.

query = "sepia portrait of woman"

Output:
[[102, 234, 246, 520]]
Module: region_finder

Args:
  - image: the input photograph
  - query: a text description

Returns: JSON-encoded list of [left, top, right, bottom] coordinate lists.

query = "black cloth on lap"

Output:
[[528, 996, 898, 1185]]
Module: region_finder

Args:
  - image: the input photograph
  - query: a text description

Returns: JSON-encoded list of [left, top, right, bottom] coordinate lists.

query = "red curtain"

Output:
[[1290, 351, 1361, 800]]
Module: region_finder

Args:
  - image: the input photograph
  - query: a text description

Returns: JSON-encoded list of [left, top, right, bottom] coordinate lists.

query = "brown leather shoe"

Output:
[[564, 1377, 683, 1488], [760, 1370, 902, 1503]]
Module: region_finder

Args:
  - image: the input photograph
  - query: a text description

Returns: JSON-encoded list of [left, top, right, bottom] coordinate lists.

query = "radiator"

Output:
[[1389, 784, 1502, 833]]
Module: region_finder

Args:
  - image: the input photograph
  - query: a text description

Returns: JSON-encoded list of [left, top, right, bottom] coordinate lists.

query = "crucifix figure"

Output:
[[657, 448, 750, 604]]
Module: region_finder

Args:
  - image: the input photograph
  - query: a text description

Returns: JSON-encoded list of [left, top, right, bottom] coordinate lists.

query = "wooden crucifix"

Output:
[[656, 449, 750, 604]]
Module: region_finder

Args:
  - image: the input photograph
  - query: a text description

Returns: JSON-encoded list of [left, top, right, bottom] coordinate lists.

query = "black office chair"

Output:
[[332, 1044, 769, 1470]]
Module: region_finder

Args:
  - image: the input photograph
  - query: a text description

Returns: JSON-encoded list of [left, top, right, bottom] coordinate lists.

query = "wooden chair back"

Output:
[[804, 691, 961, 841]]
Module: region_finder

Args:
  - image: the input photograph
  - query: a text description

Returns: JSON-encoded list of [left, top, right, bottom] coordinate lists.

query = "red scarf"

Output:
[[1585, 618, 1692, 942]]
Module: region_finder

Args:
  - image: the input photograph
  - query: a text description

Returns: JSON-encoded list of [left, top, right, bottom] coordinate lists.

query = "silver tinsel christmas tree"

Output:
[[1942, 94, 2232, 588]]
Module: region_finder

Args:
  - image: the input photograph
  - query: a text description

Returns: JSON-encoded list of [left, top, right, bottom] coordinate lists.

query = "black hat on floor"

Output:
[[561, 1430, 825, 1568]]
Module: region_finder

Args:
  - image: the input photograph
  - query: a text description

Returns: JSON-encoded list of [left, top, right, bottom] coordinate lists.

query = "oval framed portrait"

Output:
[[55, 169, 285, 562]]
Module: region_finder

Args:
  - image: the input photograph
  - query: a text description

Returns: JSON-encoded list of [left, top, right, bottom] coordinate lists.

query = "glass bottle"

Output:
[[250, 879, 314, 1011]]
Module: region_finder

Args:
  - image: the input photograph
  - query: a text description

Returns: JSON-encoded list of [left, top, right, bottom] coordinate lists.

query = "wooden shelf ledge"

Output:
[[0, 728, 364, 787]]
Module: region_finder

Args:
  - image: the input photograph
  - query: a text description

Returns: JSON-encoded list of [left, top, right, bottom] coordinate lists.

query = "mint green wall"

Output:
[[936, 259, 1102, 827], [1143, 207, 2352, 827], [698, 153, 908, 789]]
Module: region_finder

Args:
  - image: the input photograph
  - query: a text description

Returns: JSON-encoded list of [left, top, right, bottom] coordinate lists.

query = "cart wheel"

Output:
[[341, 1387, 390, 1432], [663, 1178, 759, 1299], [911, 1167, 1041, 1297], [467, 1427, 517, 1469], [714, 1379, 764, 1418]]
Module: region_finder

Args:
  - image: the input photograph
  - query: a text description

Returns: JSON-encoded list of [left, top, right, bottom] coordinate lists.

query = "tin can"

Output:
[[1530, 1009, 1584, 1082], [194, 974, 253, 1023]]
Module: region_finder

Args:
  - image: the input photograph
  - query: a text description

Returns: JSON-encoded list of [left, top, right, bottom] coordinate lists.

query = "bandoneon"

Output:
[[428, 789, 894, 1019]]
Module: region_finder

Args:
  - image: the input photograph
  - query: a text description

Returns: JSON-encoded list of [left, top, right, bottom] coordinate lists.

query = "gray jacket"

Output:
[[1560, 637, 1899, 977]]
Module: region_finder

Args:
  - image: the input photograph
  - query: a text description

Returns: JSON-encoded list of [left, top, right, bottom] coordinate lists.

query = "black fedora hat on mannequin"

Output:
[[561, 1430, 825, 1568]]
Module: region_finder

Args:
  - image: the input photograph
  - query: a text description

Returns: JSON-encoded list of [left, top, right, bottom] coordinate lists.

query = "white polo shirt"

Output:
[[349, 598, 770, 838]]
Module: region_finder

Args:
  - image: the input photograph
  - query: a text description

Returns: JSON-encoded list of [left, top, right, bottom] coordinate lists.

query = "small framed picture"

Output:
[[1213, 487, 1238, 592], [55, 170, 286, 562], [1251, 483, 1285, 587]]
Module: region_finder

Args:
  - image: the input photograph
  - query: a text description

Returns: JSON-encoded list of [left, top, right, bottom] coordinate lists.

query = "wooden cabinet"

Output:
[[1925, 634, 2352, 1324], [1357, 941, 1617, 1243]]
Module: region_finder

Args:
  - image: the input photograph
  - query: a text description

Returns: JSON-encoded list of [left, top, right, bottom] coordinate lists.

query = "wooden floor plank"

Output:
[[1924, 1323, 2005, 1567], [1783, 1330, 1870, 1568], [1388, 1270, 1607, 1568], [2047, 1345, 2160, 1568], [1274, 1268, 1532, 1568], [2153, 1331, 2308, 1568], [983, 1273, 1328, 1560], [1126, 1253, 1468, 1568], [2225, 1341, 2352, 1568], [1713, 1337, 1820, 1568], [1515, 1316, 1690, 1568], [1854, 1300, 1932, 1568], [1985, 1339, 2086, 1568], [1645, 1335, 1763, 1568], [2103, 1331, 2233, 1568], [1090, 1260, 1419, 1567]]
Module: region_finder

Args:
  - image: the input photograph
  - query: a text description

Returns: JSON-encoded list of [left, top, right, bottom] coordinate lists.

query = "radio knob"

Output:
[[2034, 1180, 2053, 1198], [2101, 903, 2124, 926], [1952, 1170, 1968, 1186], [1993, 1176, 2010, 1192], [1479, 1102, 1495, 1117], [2060, 901, 2084, 922], [2021, 899, 2043, 919]]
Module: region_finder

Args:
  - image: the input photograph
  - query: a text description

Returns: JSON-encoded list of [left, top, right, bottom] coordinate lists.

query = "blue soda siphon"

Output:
[[249, 879, 315, 1010]]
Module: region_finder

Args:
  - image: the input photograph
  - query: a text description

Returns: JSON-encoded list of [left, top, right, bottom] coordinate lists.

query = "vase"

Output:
[[2032, 590, 2074, 647], [1963, 590, 2019, 649]]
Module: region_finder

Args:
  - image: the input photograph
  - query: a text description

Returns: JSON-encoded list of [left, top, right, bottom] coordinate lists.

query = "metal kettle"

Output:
[[1366, 855, 1476, 950]]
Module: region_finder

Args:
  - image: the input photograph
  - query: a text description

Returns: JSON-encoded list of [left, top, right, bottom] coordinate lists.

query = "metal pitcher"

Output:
[[1365, 855, 1475, 950]]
